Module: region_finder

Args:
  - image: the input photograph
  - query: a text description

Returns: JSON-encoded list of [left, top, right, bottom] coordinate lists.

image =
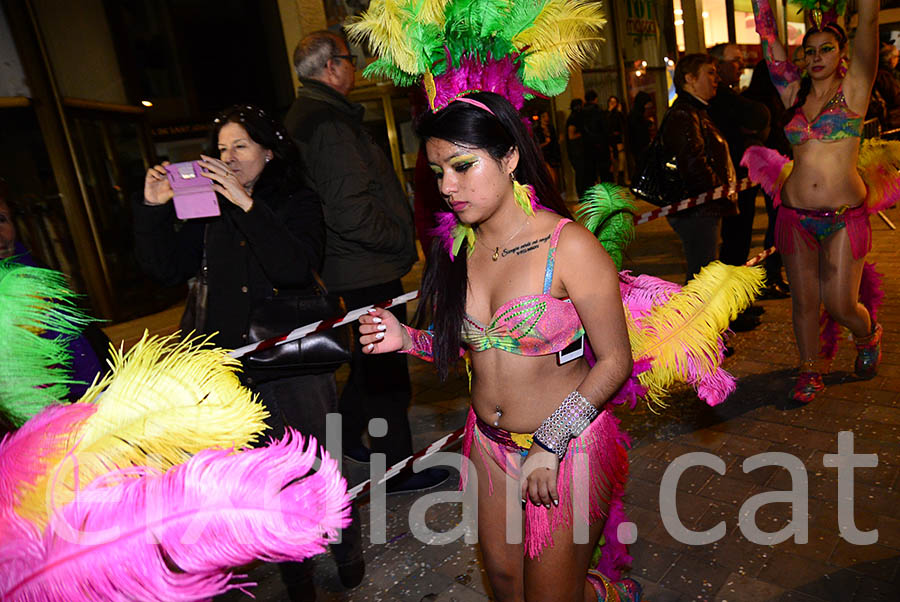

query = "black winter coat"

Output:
[[133, 159, 325, 349], [661, 93, 738, 217], [284, 79, 417, 293]]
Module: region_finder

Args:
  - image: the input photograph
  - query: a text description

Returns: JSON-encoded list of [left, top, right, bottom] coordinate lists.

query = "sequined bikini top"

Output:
[[783, 84, 863, 146], [461, 218, 585, 355]]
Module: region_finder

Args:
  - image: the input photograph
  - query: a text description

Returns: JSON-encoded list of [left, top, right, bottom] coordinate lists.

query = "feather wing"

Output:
[[1, 430, 350, 602], [576, 183, 636, 270], [0, 260, 92, 426], [629, 262, 764, 408], [16, 332, 269, 526], [858, 139, 900, 213]]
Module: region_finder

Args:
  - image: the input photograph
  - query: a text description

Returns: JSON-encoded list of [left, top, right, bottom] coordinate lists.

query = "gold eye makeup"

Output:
[[449, 154, 479, 171], [429, 165, 443, 177]]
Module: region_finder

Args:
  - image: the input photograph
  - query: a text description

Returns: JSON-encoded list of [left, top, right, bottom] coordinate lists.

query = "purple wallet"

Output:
[[165, 161, 220, 219]]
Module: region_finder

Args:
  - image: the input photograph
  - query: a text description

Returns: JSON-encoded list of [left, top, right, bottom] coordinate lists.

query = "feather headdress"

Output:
[[347, 0, 607, 110], [0, 260, 92, 427]]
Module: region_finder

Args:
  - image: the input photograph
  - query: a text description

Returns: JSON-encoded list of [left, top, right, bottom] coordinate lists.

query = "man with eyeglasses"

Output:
[[284, 30, 447, 599]]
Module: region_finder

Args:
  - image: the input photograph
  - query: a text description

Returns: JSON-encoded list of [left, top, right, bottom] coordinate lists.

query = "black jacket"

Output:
[[283, 78, 417, 293], [133, 160, 325, 349], [661, 92, 738, 217], [708, 83, 770, 177]]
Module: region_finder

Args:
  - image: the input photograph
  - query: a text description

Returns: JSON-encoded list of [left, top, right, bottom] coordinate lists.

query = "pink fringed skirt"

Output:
[[775, 203, 871, 260], [459, 407, 633, 580]]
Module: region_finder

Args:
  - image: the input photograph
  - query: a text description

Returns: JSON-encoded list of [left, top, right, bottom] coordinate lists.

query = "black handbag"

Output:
[[244, 272, 353, 378], [180, 240, 208, 335], [630, 114, 686, 207]]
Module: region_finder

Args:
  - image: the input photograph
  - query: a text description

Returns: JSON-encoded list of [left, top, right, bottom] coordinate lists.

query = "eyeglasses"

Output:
[[332, 54, 357, 67]]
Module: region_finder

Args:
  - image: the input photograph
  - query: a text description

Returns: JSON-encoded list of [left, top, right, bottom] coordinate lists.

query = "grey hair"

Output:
[[293, 30, 345, 78]]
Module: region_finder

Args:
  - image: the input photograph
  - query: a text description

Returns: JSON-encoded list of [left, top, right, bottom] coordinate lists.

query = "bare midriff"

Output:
[[782, 136, 866, 209], [470, 348, 591, 434]]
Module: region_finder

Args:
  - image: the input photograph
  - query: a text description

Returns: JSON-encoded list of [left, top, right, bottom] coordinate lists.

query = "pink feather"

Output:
[[741, 146, 791, 204], [0, 403, 95, 512], [433, 55, 531, 111], [620, 272, 682, 321], [820, 262, 884, 360], [429, 211, 460, 259], [608, 358, 651, 409], [593, 496, 633, 581], [1, 429, 351, 602]]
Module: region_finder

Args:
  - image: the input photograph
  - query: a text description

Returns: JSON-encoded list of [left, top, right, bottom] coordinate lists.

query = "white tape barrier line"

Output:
[[227, 290, 420, 359]]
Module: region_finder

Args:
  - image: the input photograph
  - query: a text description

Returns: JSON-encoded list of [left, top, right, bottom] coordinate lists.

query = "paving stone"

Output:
[[714, 572, 785, 601], [628, 539, 682, 581], [658, 553, 734, 601]]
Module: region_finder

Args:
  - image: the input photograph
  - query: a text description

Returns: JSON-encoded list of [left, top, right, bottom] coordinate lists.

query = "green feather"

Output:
[[575, 183, 637, 270], [788, 0, 847, 15], [0, 260, 93, 426]]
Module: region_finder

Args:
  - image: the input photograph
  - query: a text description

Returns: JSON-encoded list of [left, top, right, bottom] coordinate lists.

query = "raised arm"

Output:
[[845, 0, 879, 110], [753, 0, 802, 109]]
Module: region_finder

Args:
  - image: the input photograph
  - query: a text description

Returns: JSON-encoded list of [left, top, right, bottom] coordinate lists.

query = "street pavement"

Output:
[[213, 197, 900, 601]]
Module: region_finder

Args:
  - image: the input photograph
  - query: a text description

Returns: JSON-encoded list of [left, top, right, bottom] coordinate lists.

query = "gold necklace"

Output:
[[477, 218, 528, 261]]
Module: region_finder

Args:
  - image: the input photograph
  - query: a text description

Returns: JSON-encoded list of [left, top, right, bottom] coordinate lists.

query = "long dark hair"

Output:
[[786, 24, 848, 125], [414, 91, 570, 380], [207, 104, 303, 193]]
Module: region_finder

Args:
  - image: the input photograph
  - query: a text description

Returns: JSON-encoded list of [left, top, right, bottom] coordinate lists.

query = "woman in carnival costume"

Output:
[[350, 1, 764, 600], [744, 0, 887, 403]]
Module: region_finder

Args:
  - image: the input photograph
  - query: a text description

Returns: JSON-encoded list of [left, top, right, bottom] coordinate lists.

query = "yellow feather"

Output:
[[628, 262, 765, 409], [16, 332, 268, 524], [347, 0, 444, 75], [515, 0, 607, 80]]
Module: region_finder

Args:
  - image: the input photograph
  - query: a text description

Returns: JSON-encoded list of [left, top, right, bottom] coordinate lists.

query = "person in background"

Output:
[[582, 89, 612, 186], [627, 91, 656, 178], [743, 60, 792, 299], [874, 42, 900, 129], [708, 43, 770, 332], [607, 95, 627, 185], [0, 184, 108, 402], [751, 0, 882, 403], [284, 30, 448, 497], [662, 54, 738, 283], [566, 97, 591, 197], [134, 104, 361, 601], [534, 110, 561, 187]]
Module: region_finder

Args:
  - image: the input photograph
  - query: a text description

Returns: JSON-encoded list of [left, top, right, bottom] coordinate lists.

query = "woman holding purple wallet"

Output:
[[134, 104, 365, 600]]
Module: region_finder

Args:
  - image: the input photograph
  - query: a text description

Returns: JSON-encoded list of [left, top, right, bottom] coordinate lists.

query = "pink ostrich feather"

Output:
[[0, 403, 96, 513], [820, 262, 884, 360], [741, 146, 791, 205], [1, 429, 351, 602], [433, 55, 530, 111], [593, 496, 633, 581], [608, 358, 651, 409], [430, 211, 461, 259], [619, 271, 682, 321]]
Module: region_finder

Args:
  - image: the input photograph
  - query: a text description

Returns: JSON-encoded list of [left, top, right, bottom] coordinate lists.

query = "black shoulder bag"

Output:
[[630, 113, 687, 207]]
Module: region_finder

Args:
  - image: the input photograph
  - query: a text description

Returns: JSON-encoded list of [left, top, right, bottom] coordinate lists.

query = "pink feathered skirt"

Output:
[[459, 407, 634, 581]]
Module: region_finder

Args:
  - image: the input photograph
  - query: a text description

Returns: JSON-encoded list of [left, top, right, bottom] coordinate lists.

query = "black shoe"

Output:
[[723, 344, 735, 358], [760, 280, 790, 300], [744, 305, 766, 317], [344, 445, 371, 464], [280, 560, 316, 602], [336, 557, 365, 589], [730, 313, 761, 332], [386, 467, 450, 495]]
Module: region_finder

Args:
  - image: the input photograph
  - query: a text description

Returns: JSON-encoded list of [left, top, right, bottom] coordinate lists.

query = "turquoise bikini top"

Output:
[[461, 218, 585, 355]]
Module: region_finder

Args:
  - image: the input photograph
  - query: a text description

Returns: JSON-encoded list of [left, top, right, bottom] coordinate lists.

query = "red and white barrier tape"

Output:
[[347, 427, 466, 500], [633, 177, 753, 225], [227, 290, 420, 359], [744, 246, 777, 267]]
